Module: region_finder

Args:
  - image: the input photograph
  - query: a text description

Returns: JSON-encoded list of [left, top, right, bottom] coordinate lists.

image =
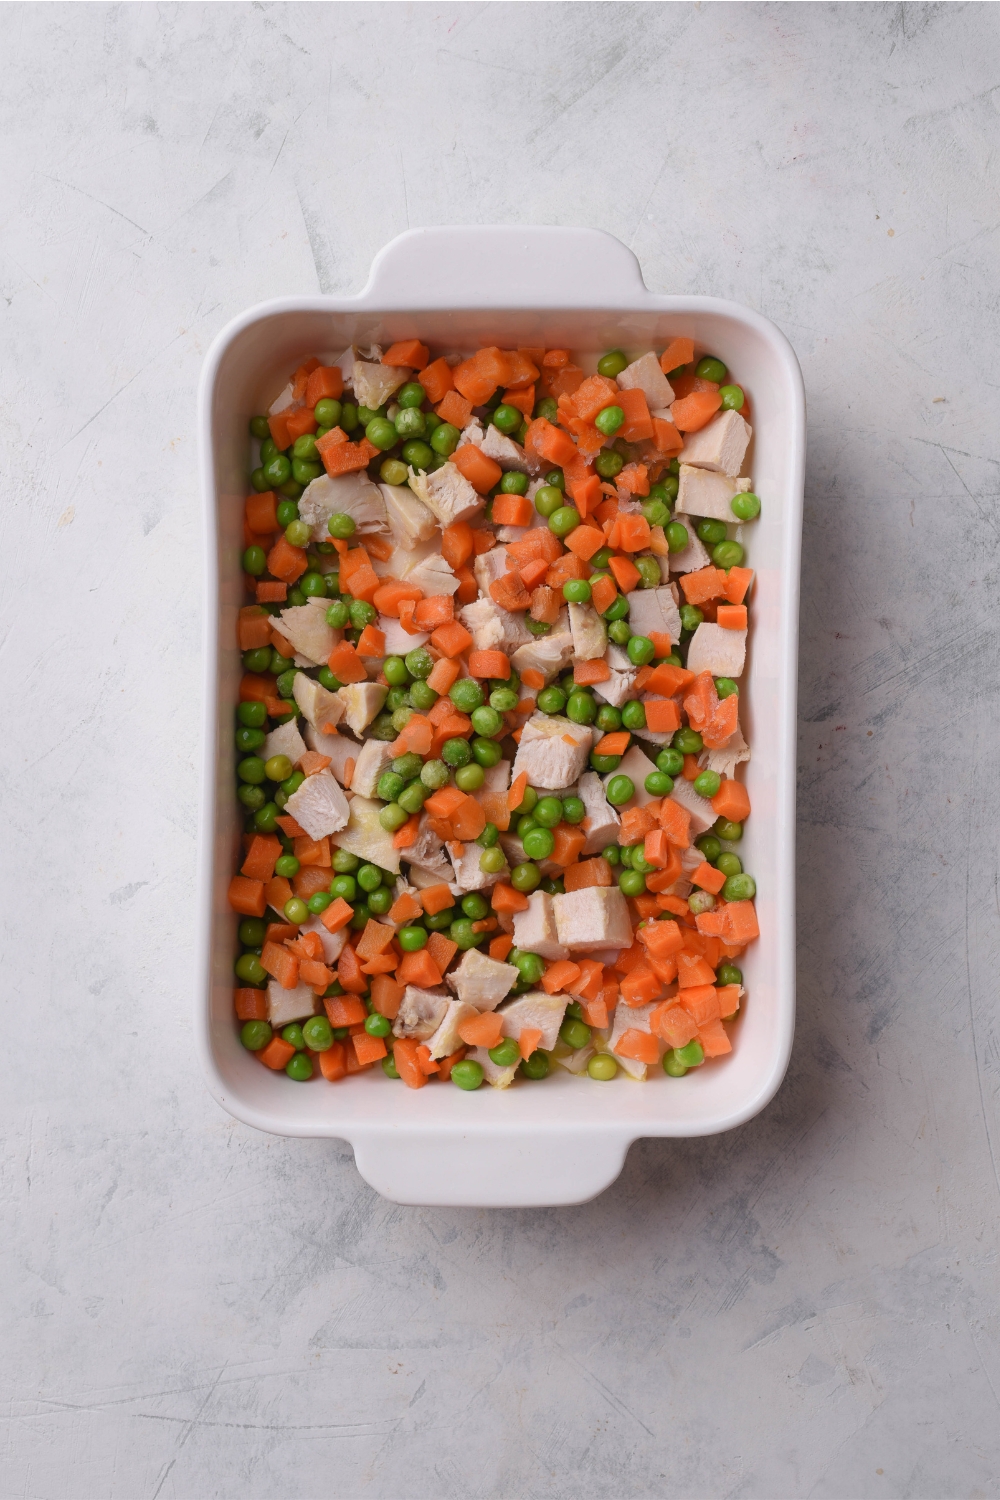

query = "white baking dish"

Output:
[[196, 226, 804, 1207]]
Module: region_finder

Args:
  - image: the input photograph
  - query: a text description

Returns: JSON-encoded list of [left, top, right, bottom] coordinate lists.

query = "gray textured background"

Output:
[[3, 4, 999, 1497]]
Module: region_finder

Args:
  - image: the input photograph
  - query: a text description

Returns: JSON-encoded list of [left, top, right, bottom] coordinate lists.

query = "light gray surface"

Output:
[[3, 4, 999, 1497]]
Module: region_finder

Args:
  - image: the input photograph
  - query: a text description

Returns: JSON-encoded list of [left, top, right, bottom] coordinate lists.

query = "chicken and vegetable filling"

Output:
[[227, 337, 761, 1089]]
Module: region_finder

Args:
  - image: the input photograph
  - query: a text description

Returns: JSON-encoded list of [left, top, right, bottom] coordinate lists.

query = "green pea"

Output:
[[652, 749, 681, 780], [278, 1023, 305, 1051], [605, 775, 635, 806], [238, 918, 267, 949], [644, 771, 673, 796], [676, 1039, 706, 1069], [549, 505, 580, 538], [262, 753, 292, 784], [723, 873, 756, 902], [532, 484, 562, 519], [594, 405, 624, 437], [279, 770, 304, 798], [597, 350, 628, 378], [692, 770, 721, 800], [418, 909, 449, 932], [451, 1059, 484, 1090], [367, 887, 392, 915], [399, 780, 429, 815], [696, 518, 728, 546], [240, 1020, 272, 1052], [430, 422, 461, 457], [380, 457, 409, 486], [237, 756, 266, 786], [716, 852, 742, 878], [711, 682, 739, 707], [292, 458, 322, 485], [395, 925, 426, 954], [278, 479, 302, 501], [520, 1049, 550, 1079], [378, 802, 409, 832], [313, 397, 342, 427], [409, 680, 438, 711], [563, 579, 592, 605], [663, 522, 687, 554], [479, 846, 506, 875], [394, 407, 426, 440], [530, 797, 561, 829], [348, 599, 376, 630], [263, 453, 292, 488], [562, 796, 585, 825], [362, 416, 396, 451], [641, 499, 670, 529], [449, 917, 481, 951], [380, 1052, 400, 1079], [670, 728, 701, 756], [524, 619, 552, 636], [590, 752, 621, 773], [379, 656, 408, 689], [488, 1036, 520, 1067], [679, 605, 703, 635], [596, 704, 623, 733], [456, 892, 486, 923], [635, 556, 662, 590], [368, 712, 397, 740], [507, 951, 541, 987], [285, 587, 305, 607], [302, 570, 329, 599], [301, 1015, 333, 1052], [618, 869, 646, 897], [695, 833, 722, 862], [588, 1053, 618, 1081], [604, 620, 628, 646], [688, 891, 715, 916], [404, 647, 434, 680], [602, 593, 630, 622], [487, 404, 518, 435], [731, 492, 761, 521], [696, 356, 727, 383], [714, 817, 743, 842], [476, 823, 500, 850], [329, 875, 356, 902], [717, 963, 743, 987], [718, 384, 744, 411], [499, 470, 529, 495], [325, 600, 349, 629], [510, 862, 541, 894], [328, 513, 357, 541], [307, 891, 333, 914], [713, 540, 744, 569], [517, 814, 539, 839], [249, 467, 269, 493], [623, 634, 654, 668], [594, 450, 624, 479], [273, 854, 300, 880], [249, 414, 271, 440], [470, 704, 503, 738], [240, 646, 269, 675], [600, 845, 620, 867], [284, 897, 308, 924], [420, 758, 450, 789], [442, 737, 472, 767], [401, 439, 434, 470], [242, 545, 266, 577], [565, 692, 596, 726], [284, 1052, 312, 1081], [511, 784, 537, 815], [237, 701, 267, 729], [455, 763, 485, 792], [393, 381, 424, 409], [332, 849, 360, 874], [663, 1051, 689, 1077], [489, 687, 519, 713], [338, 402, 358, 434], [520, 826, 554, 860], [620, 700, 646, 731], [560, 1017, 592, 1050], [349, 902, 371, 930], [234, 953, 267, 986], [254, 802, 280, 833], [376, 771, 405, 803]]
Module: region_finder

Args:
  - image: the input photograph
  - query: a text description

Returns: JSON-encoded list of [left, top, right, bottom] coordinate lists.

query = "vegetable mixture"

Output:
[[227, 337, 761, 1090]]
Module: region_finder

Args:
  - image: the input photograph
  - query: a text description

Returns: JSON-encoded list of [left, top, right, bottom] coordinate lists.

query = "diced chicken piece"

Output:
[[668, 775, 717, 837], [577, 770, 621, 854], [407, 861, 459, 892], [332, 795, 400, 873], [553, 1043, 596, 1074], [268, 381, 296, 416], [680, 843, 705, 877], [495, 524, 530, 543], [301, 913, 348, 966], [511, 629, 575, 684], [267, 980, 317, 1027], [626, 586, 681, 645], [473, 546, 510, 595], [677, 409, 752, 476], [392, 985, 450, 1041], [498, 991, 568, 1051], [568, 602, 607, 660], [458, 417, 485, 448], [336, 682, 388, 735], [675, 466, 752, 523], [371, 533, 436, 582], [404, 551, 459, 598], [665, 523, 711, 574], [447, 947, 519, 1011], [704, 723, 750, 780], [332, 345, 363, 390], [593, 643, 637, 709], [425, 999, 478, 1060], [609, 999, 659, 1080], [475, 758, 511, 805], [298, 471, 388, 542], [686, 624, 747, 679], [467, 1044, 518, 1089], [616, 351, 675, 411], [406, 812, 449, 873], [512, 713, 594, 791], [498, 833, 558, 881], [379, 483, 437, 548], [459, 596, 532, 654], [480, 422, 538, 474], [378, 615, 429, 655], [512, 892, 568, 961], [285, 769, 350, 839], [277, 599, 337, 665], [352, 360, 409, 411], [417, 462, 484, 527], [552, 887, 632, 952], [263, 717, 307, 765], [349, 738, 396, 799], [303, 723, 358, 784], [448, 839, 509, 892], [602, 744, 659, 809], [292, 673, 344, 734]]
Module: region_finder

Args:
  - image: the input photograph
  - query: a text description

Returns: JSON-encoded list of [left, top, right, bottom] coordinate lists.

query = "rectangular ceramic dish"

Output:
[[196, 225, 804, 1207]]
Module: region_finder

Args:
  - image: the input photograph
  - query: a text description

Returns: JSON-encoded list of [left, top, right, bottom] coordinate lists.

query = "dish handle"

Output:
[[351, 1128, 630, 1209], [363, 225, 647, 307]]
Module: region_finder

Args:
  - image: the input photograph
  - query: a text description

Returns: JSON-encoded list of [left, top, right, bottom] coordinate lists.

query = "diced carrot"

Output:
[[355, 919, 397, 961], [440, 521, 474, 570], [451, 443, 503, 495], [261, 941, 299, 990], [632, 895, 661, 920], [228, 875, 266, 917], [457, 1010, 504, 1048], [419, 883, 456, 918], [524, 417, 578, 468], [429, 620, 473, 658], [382, 339, 428, 370], [672, 389, 723, 432], [697, 1016, 732, 1058], [326, 641, 368, 684], [424, 785, 466, 820], [692, 861, 727, 896], [370, 975, 404, 1020], [505, 528, 564, 569], [263, 874, 294, 916], [317, 432, 380, 475], [490, 571, 531, 612], [391, 1037, 427, 1089], [471, 528, 495, 555], [337, 942, 368, 994], [711, 779, 751, 822], [286, 407, 317, 441], [386, 892, 421, 928], [267, 411, 292, 450], [589, 574, 618, 616], [544, 552, 588, 590], [465, 651, 508, 684], [617, 464, 650, 500], [679, 983, 721, 1027], [343, 563, 380, 604], [419, 356, 454, 404], [492, 882, 529, 914], [299, 958, 333, 991], [394, 715, 434, 756], [594, 731, 630, 757], [615, 1028, 660, 1065], [541, 960, 582, 995], [526, 583, 559, 623], [677, 952, 717, 989], [717, 604, 747, 631], [265, 922, 298, 944], [303, 366, 343, 407], [435, 389, 472, 428], [644, 698, 682, 734], [549, 824, 586, 867], [245, 491, 279, 536], [492, 492, 534, 527], [452, 350, 506, 406], [285, 930, 323, 961], [256, 580, 287, 603], [619, 804, 658, 845], [572, 374, 621, 422], [426, 931, 458, 975], [642, 829, 669, 870], [451, 795, 486, 841], [292, 866, 334, 901], [507, 772, 529, 813], [502, 384, 534, 416], [414, 595, 455, 631], [608, 554, 641, 592], [725, 566, 753, 605], [397, 949, 444, 988], [264, 696, 293, 719], [320, 897, 354, 934], [650, 1001, 698, 1048], [563, 520, 603, 560], [372, 580, 423, 617], [414, 1043, 440, 1076], [640, 918, 685, 960], [489, 934, 514, 961], [422, 656, 458, 696], [259, 1035, 296, 1070], [295, 757, 332, 785], [613, 387, 652, 443], [620, 965, 662, 1005], [315, 1041, 347, 1081], [645, 663, 693, 697], [519, 558, 549, 591], [570, 658, 609, 687], [235, 987, 268, 1022], [680, 566, 727, 605], [658, 798, 691, 848], [659, 338, 694, 374], [650, 418, 684, 456], [266, 536, 308, 583], [292, 358, 320, 398], [351, 1031, 386, 1067], [241, 834, 282, 884], [324, 994, 367, 1026], [509, 1027, 541, 1063]]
